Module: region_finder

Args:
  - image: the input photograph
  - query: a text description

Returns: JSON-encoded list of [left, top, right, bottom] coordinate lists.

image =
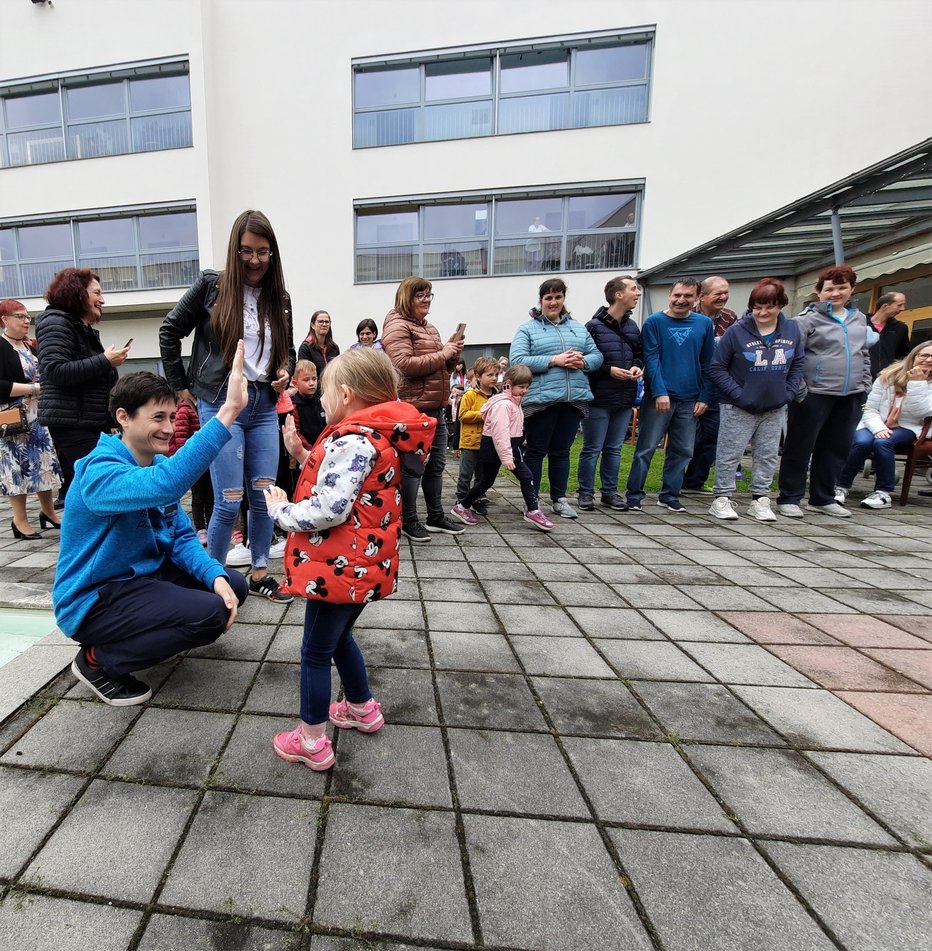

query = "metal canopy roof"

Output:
[[639, 137, 932, 284]]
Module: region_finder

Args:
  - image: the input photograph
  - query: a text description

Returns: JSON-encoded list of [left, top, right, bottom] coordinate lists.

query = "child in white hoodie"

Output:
[[451, 365, 554, 531]]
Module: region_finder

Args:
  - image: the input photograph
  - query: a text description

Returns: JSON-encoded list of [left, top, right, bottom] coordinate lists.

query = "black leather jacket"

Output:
[[160, 270, 295, 403], [35, 308, 117, 431]]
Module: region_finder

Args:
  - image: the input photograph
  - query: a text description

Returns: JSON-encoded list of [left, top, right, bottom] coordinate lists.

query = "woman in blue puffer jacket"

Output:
[[510, 278, 602, 519]]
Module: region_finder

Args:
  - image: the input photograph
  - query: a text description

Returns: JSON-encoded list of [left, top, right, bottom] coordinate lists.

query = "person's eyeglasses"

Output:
[[8, 313, 31, 321], [238, 248, 272, 261], [414, 292, 434, 301], [915, 354, 932, 361]]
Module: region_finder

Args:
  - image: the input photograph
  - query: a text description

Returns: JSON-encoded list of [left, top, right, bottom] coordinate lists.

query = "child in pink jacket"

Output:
[[451, 365, 554, 531]]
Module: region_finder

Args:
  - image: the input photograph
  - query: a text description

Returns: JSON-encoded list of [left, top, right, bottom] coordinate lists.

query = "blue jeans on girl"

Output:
[[837, 426, 916, 493]]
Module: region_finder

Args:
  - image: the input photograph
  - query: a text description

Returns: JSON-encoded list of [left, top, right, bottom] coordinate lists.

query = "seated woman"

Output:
[[835, 341, 932, 510]]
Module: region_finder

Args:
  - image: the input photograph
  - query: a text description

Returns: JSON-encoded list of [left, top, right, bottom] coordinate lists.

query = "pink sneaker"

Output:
[[272, 727, 335, 771], [450, 504, 478, 526], [329, 697, 384, 733], [524, 509, 554, 531]]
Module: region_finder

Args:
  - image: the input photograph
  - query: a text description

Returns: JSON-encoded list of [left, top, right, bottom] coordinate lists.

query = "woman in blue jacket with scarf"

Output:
[[510, 278, 602, 519]]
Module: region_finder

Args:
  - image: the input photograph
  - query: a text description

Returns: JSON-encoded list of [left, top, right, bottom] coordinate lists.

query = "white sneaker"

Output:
[[777, 503, 804, 518], [861, 490, 892, 509], [709, 496, 739, 520], [747, 498, 777, 522], [834, 486, 849, 504], [807, 502, 852, 518], [268, 536, 287, 559], [551, 497, 578, 519], [225, 542, 252, 567]]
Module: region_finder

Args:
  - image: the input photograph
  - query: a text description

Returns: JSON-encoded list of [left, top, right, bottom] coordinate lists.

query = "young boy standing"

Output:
[[456, 357, 499, 513], [290, 359, 327, 451]]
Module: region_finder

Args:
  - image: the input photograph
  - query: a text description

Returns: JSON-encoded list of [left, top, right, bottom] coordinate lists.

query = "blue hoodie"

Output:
[[709, 313, 806, 413], [53, 418, 232, 636]]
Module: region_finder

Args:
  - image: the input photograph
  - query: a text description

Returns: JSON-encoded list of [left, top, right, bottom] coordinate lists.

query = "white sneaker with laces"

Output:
[[709, 496, 739, 520], [860, 490, 892, 509], [807, 501, 852, 518], [225, 542, 252, 566], [777, 503, 804, 518], [268, 536, 287, 559], [834, 486, 849, 504], [747, 498, 777, 522], [551, 497, 578, 519]]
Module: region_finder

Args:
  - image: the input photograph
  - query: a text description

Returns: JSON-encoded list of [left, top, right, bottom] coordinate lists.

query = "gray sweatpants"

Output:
[[713, 403, 786, 497]]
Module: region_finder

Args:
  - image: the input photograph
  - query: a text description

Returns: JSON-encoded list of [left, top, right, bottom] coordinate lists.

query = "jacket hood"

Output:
[[480, 390, 522, 416], [591, 305, 632, 324], [325, 399, 437, 455], [528, 307, 572, 323]]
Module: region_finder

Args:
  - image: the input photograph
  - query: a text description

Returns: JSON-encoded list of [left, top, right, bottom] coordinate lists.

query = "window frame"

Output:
[[352, 28, 654, 148], [354, 182, 643, 284]]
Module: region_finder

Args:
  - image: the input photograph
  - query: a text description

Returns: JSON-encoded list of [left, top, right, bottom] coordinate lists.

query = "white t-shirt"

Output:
[[242, 286, 271, 381]]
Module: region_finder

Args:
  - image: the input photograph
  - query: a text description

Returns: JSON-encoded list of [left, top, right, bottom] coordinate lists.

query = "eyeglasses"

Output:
[[7, 313, 31, 321], [414, 292, 434, 301], [915, 354, 932, 361], [238, 248, 272, 261]]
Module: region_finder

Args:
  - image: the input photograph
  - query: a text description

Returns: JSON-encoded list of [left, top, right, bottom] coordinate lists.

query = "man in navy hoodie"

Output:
[[54, 343, 250, 705], [625, 278, 715, 512]]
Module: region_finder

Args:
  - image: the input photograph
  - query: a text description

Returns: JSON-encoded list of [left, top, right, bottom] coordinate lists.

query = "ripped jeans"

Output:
[[198, 382, 279, 569]]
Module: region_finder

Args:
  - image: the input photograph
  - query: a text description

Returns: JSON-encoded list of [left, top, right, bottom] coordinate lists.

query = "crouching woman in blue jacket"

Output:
[[510, 279, 602, 519], [708, 278, 805, 522]]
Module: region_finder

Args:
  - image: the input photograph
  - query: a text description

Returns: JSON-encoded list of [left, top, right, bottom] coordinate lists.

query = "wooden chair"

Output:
[[898, 415, 932, 505]]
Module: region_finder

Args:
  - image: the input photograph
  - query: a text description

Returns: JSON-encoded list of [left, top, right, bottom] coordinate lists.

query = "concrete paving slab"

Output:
[[0, 698, 138, 772], [566, 606, 665, 639], [510, 635, 615, 677], [423, 600, 500, 633], [565, 737, 733, 830], [495, 603, 581, 636], [676, 585, 780, 612], [212, 714, 328, 799], [634, 681, 785, 745], [310, 939, 446, 951], [418, 578, 487, 603], [733, 686, 912, 753], [611, 829, 835, 951], [796, 613, 930, 648], [808, 751, 932, 850], [161, 790, 316, 921], [594, 640, 715, 682], [587, 562, 659, 583], [479, 578, 557, 605], [367, 667, 437, 725], [752, 587, 855, 613], [138, 914, 303, 951], [102, 707, 234, 786], [236, 598, 289, 626], [243, 661, 302, 715], [820, 586, 930, 615], [469, 560, 536, 580], [263, 623, 303, 662], [449, 729, 588, 816], [719, 612, 841, 645], [835, 691, 932, 757], [688, 745, 896, 844], [862, 648, 932, 688], [541, 581, 627, 606], [764, 842, 932, 951], [189, 621, 276, 661], [330, 725, 451, 807], [641, 609, 750, 642], [24, 779, 196, 901], [0, 894, 142, 951], [435, 671, 546, 730], [353, 628, 430, 669], [532, 676, 661, 738], [155, 658, 259, 710], [464, 814, 651, 951], [354, 599, 426, 630], [612, 584, 703, 609], [679, 642, 817, 687], [766, 645, 927, 692], [0, 766, 83, 878], [315, 804, 472, 943], [430, 630, 520, 672]]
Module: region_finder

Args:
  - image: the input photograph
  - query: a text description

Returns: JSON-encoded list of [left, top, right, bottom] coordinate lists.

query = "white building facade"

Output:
[[2, 0, 931, 368]]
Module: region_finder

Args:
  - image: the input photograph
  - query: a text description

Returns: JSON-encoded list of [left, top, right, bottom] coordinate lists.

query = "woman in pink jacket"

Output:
[[451, 365, 554, 531]]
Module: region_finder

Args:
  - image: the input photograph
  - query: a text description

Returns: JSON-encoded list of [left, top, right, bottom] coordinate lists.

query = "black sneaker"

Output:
[[425, 515, 466, 535], [71, 648, 152, 706], [470, 499, 489, 515], [577, 493, 596, 511], [249, 574, 294, 603], [600, 493, 628, 511], [402, 521, 431, 543], [626, 500, 643, 512]]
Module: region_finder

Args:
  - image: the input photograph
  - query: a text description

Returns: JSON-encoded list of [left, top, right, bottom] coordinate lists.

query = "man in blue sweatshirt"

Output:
[[625, 278, 715, 512], [54, 343, 250, 705]]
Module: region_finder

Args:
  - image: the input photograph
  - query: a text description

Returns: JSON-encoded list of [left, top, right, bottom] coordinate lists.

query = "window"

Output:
[[0, 60, 192, 168], [0, 207, 198, 297], [354, 186, 640, 283], [353, 30, 652, 147]]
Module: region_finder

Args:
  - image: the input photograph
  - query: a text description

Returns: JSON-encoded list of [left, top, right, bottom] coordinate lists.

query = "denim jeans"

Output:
[[300, 599, 370, 725], [578, 405, 633, 496], [683, 402, 720, 488], [456, 448, 481, 502], [837, 426, 916, 493], [199, 383, 279, 568], [401, 408, 447, 525], [523, 403, 584, 502], [626, 399, 697, 505]]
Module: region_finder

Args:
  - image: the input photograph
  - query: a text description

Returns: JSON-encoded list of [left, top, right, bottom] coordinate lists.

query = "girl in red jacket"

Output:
[[451, 365, 554, 532], [264, 347, 435, 771], [167, 401, 213, 545]]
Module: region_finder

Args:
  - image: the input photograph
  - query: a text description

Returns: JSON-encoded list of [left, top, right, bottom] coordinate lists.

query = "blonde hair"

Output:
[[321, 347, 399, 406], [879, 340, 932, 393], [504, 364, 532, 386], [293, 359, 317, 377], [472, 356, 499, 377]]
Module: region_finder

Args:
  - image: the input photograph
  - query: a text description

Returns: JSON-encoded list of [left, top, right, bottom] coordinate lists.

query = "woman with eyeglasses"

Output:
[[298, 310, 340, 374], [0, 299, 62, 540], [160, 210, 296, 603], [382, 277, 466, 541], [834, 341, 932, 510]]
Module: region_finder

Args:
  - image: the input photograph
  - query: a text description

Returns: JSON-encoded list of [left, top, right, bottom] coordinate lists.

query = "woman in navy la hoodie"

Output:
[[707, 278, 805, 522]]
